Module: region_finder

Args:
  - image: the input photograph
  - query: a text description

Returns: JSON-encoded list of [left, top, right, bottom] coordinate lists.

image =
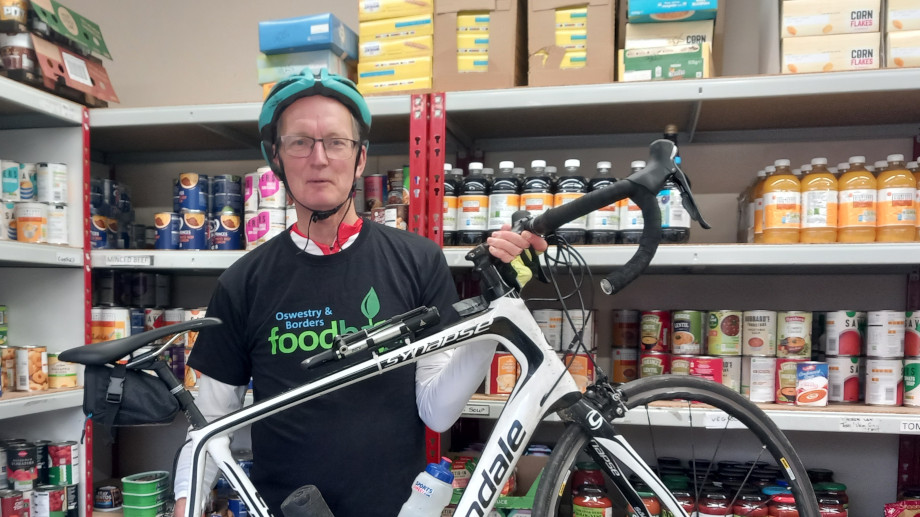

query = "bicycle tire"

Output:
[[532, 375, 820, 516]]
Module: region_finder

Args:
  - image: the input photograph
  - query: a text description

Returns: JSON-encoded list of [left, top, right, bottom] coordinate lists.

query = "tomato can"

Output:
[[742, 310, 776, 356], [561, 310, 595, 353], [671, 310, 704, 355], [907, 312, 920, 357], [33, 485, 66, 517], [905, 357, 920, 407], [690, 356, 723, 384], [776, 358, 807, 404], [178, 210, 208, 250], [612, 309, 639, 348], [865, 357, 903, 406], [46, 442, 74, 486], [6, 443, 37, 490], [720, 355, 742, 393], [777, 311, 812, 359], [825, 311, 866, 356], [612, 348, 638, 383], [532, 309, 562, 351], [743, 356, 776, 403], [640, 310, 670, 352], [257, 166, 286, 209], [0, 490, 27, 517], [827, 355, 864, 403], [639, 351, 670, 378], [153, 212, 179, 250], [707, 310, 742, 355], [671, 354, 693, 375], [65, 484, 78, 517], [795, 361, 829, 406], [867, 310, 906, 358]]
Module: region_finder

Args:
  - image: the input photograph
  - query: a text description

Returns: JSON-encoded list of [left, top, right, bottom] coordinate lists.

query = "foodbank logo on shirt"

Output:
[[269, 288, 385, 354]]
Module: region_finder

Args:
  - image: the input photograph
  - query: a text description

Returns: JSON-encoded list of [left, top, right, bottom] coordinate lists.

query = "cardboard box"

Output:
[[627, 0, 718, 23], [781, 0, 881, 38], [888, 30, 920, 67], [258, 13, 358, 60], [256, 51, 351, 85], [25, 34, 119, 104], [433, 0, 527, 92], [360, 34, 433, 61], [359, 0, 434, 22], [528, 0, 615, 87], [782, 32, 881, 73], [357, 56, 432, 83], [355, 76, 431, 95], [618, 43, 711, 81], [30, 0, 112, 59], [359, 14, 434, 41], [449, 452, 547, 509], [624, 19, 715, 49], [457, 32, 491, 53], [457, 11, 491, 31], [888, 0, 920, 32]]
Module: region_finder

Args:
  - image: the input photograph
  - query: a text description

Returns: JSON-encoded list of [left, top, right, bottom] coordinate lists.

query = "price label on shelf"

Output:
[[55, 252, 78, 265], [704, 411, 745, 429], [839, 416, 881, 433], [462, 404, 490, 417], [104, 254, 153, 267]]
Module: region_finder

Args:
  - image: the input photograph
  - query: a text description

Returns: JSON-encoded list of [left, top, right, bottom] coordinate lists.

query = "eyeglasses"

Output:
[[278, 135, 359, 160]]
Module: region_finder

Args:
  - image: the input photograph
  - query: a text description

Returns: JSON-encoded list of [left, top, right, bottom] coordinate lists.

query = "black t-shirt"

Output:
[[188, 222, 460, 516]]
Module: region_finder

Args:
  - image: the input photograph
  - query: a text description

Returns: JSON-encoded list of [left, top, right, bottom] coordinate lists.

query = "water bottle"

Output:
[[397, 457, 454, 517]]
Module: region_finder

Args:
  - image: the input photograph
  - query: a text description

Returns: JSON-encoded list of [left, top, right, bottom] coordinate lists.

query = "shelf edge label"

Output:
[[104, 254, 153, 267], [900, 420, 920, 434], [839, 416, 881, 433], [704, 411, 745, 429], [55, 252, 79, 265], [462, 403, 490, 417]]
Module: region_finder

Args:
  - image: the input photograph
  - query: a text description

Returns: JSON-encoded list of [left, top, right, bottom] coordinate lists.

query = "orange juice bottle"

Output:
[[762, 159, 801, 244], [751, 168, 767, 243], [910, 159, 920, 240], [876, 153, 917, 242], [800, 157, 838, 243], [837, 156, 877, 242]]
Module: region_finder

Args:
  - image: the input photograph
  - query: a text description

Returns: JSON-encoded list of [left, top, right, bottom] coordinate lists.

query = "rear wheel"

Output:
[[532, 375, 819, 516]]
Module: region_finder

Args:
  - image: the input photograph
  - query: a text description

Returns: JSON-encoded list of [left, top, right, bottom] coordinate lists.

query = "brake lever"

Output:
[[671, 164, 711, 230]]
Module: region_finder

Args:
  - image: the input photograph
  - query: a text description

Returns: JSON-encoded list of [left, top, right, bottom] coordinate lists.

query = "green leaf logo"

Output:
[[361, 287, 380, 322]]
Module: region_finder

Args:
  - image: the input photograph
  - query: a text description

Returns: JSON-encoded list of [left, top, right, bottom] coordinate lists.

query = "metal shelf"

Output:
[[0, 241, 83, 267], [0, 388, 84, 420], [0, 75, 84, 128]]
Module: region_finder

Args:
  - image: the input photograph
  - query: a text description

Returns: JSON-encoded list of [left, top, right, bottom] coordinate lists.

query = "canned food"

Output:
[[46, 354, 77, 389], [36, 163, 68, 204], [670, 354, 693, 375], [33, 439, 50, 485], [243, 172, 260, 212], [612, 348, 638, 383], [154, 212, 179, 250], [384, 203, 408, 230], [33, 484, 66, 517], [65, 484, 78, 517], [177, 172, 209, 211], [257, 166, 286, 208], [99, 307, 130, 343], [46, 443, 75, 486], [721, 355, 742, 393], [370, 207, 386, 225], [387, 168, 409, 205], [865, 357, 903, 406], [689, 356, 723, 384], [777, 311, 812, 359], [94, 486, 122, 510], [18, 163, 35, 200], [742, 310, 776, 356], [1, 201, 15, 240], [564, 352, 595, 392], [184, 308, 207, 348], [532, 309, 562, 351], [0, 490, 26, 517], [89, 212, 108, 249], [15, 345, 48, 391], [2, 161, 20, 201], [795, 361, 829, 406], [285, 205, 297, 228], [14, 202, 48, 243], [671, 310, 704, 355], [561, 310, 594, 352], [178, 210, 208, 250], [46, 204, 68, 245], [827, 355, 864, 403], [905, 358, 920, 407], [743, 356, 776, 403], [867, 311, 906, 358], [707, 310, 742, 355], [364, 174, 387, 211], [640, 310, 670, 352], [639, 351, 670, 378], [776, 358, 807, 404], [212, 192, 243, 214], [6, 443, 37, 490], [824, 311, 866, 356], [612, 310, 639, 348], [907, 312, 920, 357], [1, 345, 12, 391], [245, 208, 286, 249]]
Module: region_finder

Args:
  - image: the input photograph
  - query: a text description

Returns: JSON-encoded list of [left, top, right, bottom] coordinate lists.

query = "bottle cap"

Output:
[[811, 157, 828, 165], [512, 167, 526, 175], [757, 169, 766, 178], [530, 159, 546, 168], [828, 167, 837, 174], [765, 165, 776, 173], [596, 161, 611, 169], [630, 160, 646, 169], [499, 160, 514, 169], [837, 162, 849, 170], [545, 166, 557, 174], [874, 161, 888, 170], [482, 168, 494, 176], [800, 164, 812, 172], [774, 159, 791, 167], [848, 156, 866, 164], [443, 163, 452, 172], [564, 159, 580, 168], [887, 154, 904, 162], [425, 457, 454, 484], [469, 162, 483, 170], [908, 161, 918, 169]]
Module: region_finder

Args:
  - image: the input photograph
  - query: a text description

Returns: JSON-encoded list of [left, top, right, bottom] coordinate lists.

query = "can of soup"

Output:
[[639, 352, 669, 378], [671, 310, 704, 355], [640, 310, 670, 353], [742, 356, 776, 403], [612, 309, 639, 349], [907, 312, 920, 357], [532, 309, 562, 351], [867, 310, 906, 358], [905, 357, 920, 407], [777, 311, 812, 359], [865, 357, 903, 406], [561, 310, 595, 352], [707, 310, 742, 356], [827, 355, 864, 403], [690, 356, 723, 384], [795, 361, 829, 406], [670, 354, 693, 375], [612, 348, 638, 383], [824, 311, 866, 356], [742, 310, 776, 356], [775, 358, 807, 405], [720, 355, 742, 393]]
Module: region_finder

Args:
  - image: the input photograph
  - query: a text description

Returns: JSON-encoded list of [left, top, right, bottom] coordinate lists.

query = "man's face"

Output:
[[275, 95, 366, 212]]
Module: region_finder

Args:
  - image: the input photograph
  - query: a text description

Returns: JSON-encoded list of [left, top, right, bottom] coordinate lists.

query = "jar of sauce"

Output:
[[627, 489, 661, 517], [571, 462, 605, 495], [733, 491, 769, 517], [698, 487, 732, 516], [768, 494, 798, 517], [817, 493, 847, 517], [573, 486, 612, 516], [813, 482, 848, 510]]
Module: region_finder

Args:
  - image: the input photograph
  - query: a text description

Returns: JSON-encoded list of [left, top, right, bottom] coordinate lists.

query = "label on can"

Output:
[[670, 354, 693, 375], [777, 311, 812, 358], [565, 353, 595, 393], [1, 345, 14, 390], [243, 172, 260, 212], [2, 161, 21, 201], [7, 443, 37, 490], [828, 355, 863, 403], [384, 203, 408, 230], [18, 163, 35, 200], [16, 346, 48, 391], [0, 490, 27, 517], [690, 356, 723, 384], [795, 361, 829, 406], [905, 311, 920, 357], [14, 202, 48, 243], [179, 210, 208, 250], [825, 311, 866, 356], [612, 310, 639, 349], [867, 310, 906, 358], [1, 201, 15, 240], [99, 308, 130, 343], [532, 309, 562, 351], [47, 354, 77, 389], [639, 352, 669, 378], [46, 204, 67, 245], [257, 167, 286, 208], [776, 358, 806, 404], [865, 358, 903, 406], [905, 358, 920, 407], [707, 311, 741, 355], [47, 443, 74, 486], [154, 212, 179, 250], [363, 174, 386, 211], [671, 310, 703, 355], [743, 356, 776, 403], [721, 355, 742, 393], [640, 310, 670, 353], [612, 348, 638, 383], [742, 310, 776, 356], [177, 172, 208, 211], [561, 310, 594, 352], [33, 485, 66, 517], [36, 163, 67, 204]]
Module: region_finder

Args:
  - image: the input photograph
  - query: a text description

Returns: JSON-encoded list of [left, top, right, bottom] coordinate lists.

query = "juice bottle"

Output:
[[837, 156, 877, 243], [876, 153, 917, 242], [442, 165, 463, 246], [800, 157, 838, 243], [520, 160, 553, 219], [910, 159, 920, 240], [762, 159, 801, 244], [457, 162, 488, 245], [753, 166, 773, 243], [739, 170, 760, 243], [619, 160, 647, 244], [554, 159, 587, 244], [487, 161, 520, 237], [585, 161, 619, 244]]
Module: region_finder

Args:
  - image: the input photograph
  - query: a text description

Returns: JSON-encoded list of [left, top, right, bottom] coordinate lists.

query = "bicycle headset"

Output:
[[258, 69, 372, 221]]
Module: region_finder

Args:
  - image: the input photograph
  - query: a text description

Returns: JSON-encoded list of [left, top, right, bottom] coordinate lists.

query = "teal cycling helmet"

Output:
[[258, 68, 372, 175]]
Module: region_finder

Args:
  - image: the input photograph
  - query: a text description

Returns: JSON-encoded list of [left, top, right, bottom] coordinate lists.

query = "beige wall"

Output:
[[64, 0, 356, 107]]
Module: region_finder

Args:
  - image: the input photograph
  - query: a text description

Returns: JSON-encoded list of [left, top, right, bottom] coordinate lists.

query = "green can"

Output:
[[707, 310, 742, 356], [47, 442, 75, 486], [905, 358, 919, 408], [0, 325, 7, 346], [671, 310, 704, 355], [0, 304, 6, 325]]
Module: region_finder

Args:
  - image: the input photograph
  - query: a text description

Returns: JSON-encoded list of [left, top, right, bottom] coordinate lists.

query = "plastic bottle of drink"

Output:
[[512, 166, 526, 191], [762, 159, 801, 244], [800, 157, 838, 243], [397, 458, 454, 517], [488, 161, 521, 237], [836, 162, 850, 178], [659, 177, 691, 243], [910, 159, 920, 240], [458, 163, 489, 245], [554, 159, 588, 244], [876, 153, 917, 242], [753, 166, 774, 243], [586, 161, 618, 244], [442, 165, 463, 246], [874, 160, 889, 174], [738, 170, 760, 244], [520, 160, 553, 219], [837, 156, 877, 243], [546, 165, 559, 191], [619, 160, 647, 244]]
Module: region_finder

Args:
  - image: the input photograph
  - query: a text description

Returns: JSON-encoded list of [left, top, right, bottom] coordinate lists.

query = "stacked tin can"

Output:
[[208, 175, 243, 250], [2, 161, 71, 246], [532, 308, 597, 392], [89, 178, 144, 249], [244, 167, 288, 250], [1, 437, 81, 517]]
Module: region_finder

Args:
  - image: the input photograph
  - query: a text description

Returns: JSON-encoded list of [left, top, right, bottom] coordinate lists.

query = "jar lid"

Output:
[[575, 461, 601, 471], [814, 481, 847, 491]]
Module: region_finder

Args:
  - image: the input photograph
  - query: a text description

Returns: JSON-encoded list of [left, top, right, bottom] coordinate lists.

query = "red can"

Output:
[[640, 352, 670, 378], [640, 310, 671, 352], [690, 356, 724, 384], [6, 443, 37, 491], [0, 490, 27, 517]]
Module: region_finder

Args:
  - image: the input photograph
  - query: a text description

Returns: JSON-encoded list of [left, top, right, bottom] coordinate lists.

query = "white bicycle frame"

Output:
[[183, 294, 683, 517]]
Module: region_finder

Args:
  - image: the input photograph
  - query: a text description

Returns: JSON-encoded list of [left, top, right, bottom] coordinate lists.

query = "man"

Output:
[[173, 70, 546, 516]]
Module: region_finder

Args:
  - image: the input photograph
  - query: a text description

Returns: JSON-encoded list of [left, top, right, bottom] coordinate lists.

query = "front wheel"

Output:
[[532, 375, 819, 516]]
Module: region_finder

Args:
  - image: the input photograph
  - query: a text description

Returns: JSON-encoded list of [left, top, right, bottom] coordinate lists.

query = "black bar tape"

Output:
[[601, 186, 661, 295]]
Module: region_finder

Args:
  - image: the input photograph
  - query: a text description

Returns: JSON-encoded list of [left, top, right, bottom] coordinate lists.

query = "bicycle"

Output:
[[61, 139, 820, 517]]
